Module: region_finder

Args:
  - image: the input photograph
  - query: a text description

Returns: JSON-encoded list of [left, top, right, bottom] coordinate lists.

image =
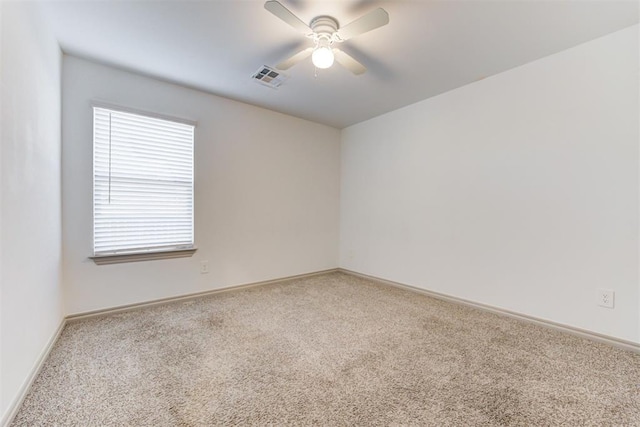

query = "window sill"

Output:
[[90, 248, 197, 265]]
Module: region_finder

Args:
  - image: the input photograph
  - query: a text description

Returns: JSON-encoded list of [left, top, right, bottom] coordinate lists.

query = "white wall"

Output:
[[63, 56, 341, 315], [0, 1, 64, 422], [340, 25, 639, 343]]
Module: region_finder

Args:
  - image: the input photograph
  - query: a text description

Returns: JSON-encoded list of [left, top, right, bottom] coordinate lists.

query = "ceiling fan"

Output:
[[264, 0, 389, 75]]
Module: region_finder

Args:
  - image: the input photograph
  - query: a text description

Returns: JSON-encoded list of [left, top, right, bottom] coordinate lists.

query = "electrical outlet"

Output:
[[597, 288, 614, 309], [200, 260, 209, 274]]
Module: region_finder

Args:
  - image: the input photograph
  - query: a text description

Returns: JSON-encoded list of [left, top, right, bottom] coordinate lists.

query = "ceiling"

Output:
[[38, 0, 638, 129]]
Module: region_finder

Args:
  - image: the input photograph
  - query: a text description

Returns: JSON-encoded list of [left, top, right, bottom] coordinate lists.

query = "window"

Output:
[[92, 105, 195, 263]]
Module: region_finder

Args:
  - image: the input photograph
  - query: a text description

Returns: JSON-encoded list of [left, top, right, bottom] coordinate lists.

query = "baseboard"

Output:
[[67, 268, 339, 321], [1, 318, 67, 427], [338, 268, 640, 354]]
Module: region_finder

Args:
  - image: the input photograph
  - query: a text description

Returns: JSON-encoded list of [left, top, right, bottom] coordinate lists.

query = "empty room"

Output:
[[1, 0, 639, 425]]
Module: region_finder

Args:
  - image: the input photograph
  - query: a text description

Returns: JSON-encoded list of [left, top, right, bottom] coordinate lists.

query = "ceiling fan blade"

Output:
[[335, 8, 389, 41], [264, 1, 312, 35], [276, 47, 313, 70], [333, 49, 366, 75]]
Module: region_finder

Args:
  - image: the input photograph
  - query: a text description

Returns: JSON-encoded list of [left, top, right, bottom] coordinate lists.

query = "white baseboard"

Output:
[[1, 318, 67, 427], [67, 268, 339, 321], [339, 268, 640, 354]]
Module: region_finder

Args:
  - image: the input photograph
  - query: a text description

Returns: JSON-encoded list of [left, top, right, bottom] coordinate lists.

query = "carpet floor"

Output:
[[11, 272, 640, 426]]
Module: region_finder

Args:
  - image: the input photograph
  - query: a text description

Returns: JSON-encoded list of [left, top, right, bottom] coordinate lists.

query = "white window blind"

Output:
[[93, 106, 194, 256]]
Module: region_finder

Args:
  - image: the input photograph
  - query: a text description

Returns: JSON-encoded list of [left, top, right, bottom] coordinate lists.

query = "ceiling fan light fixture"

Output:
[[312, 45, 334, 69], [265, 1, 389, 75]]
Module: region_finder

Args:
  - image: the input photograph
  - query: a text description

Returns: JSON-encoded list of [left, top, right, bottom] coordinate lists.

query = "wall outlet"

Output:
[[200, 260, 209, 274], [597, 288, 614, 308]]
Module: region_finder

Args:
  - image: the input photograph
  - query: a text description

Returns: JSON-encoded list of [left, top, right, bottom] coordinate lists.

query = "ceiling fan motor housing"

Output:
[[310, 16, 339, 42]]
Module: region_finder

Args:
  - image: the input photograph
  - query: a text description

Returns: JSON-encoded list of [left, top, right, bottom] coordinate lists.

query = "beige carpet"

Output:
[[12, 272, 640, 426]]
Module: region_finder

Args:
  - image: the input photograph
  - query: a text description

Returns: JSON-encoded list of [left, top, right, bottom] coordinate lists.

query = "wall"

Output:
[[340, 25, 639, 342], [63, 56, 340, 315], [0, 1, 64, 422]]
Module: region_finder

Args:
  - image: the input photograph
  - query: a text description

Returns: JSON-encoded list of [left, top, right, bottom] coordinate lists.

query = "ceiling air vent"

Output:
[[252, 65, 289, 89]]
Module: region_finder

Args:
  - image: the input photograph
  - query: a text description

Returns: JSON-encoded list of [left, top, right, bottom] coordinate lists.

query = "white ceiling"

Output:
[[39, 0, 638, 129]]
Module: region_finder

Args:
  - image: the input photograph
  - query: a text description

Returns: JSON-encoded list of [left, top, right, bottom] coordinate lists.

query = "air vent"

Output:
[[252, 65, 289, 89]]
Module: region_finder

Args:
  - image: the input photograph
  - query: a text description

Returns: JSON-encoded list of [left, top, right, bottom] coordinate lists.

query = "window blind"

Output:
[[93, 106, 194, 256]]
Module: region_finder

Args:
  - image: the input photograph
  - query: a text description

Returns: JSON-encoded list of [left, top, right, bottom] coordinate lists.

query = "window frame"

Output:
[[90, 101, 197, 264]]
